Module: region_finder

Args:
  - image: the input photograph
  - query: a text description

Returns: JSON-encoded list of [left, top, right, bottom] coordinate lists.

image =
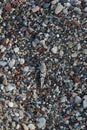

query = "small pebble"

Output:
[[9, 59, 15, 68], [65, 2, 71, 7], [16, 124, 20, 129], [74, 96, 82, 104], [0, 75, 4, 84], [84, 7, 87, 12], [3, 75, 7, 85], [32, 6, 40, 13], [60, 96, 67, 103], [6, 83, 16, 91], [0, 61, 7, 66], [0, 45, 6, 52], [40, 62, 46, 87], [14, 47, 19, 53], [51, 46, 58, 54], [22, 124, 28, 130], [19, 58, 25, 65], [77, 43, 81, 50], [37, 118, 46, 128], [12, 122, 16, 128], [74, 7, 81, 14], [83, 49, 87, 55], [59, 50, 64, 57], [83, 95, 87, 100], [23, 66, 29, 73], [28, 124, 36, 130], [55, 4, 64, 14], [72, 52, 78, 58], [8, 102, 14, 108], [52, 0, 59, 5], [70, 0, 78, 4], [83, 100, 87, 109]]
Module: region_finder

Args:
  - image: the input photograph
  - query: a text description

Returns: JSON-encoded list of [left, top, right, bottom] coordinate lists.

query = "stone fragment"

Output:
[[0, 45, 6, 52], [5, 2, 12, 12], [55, 4, 64, 14], [0, 75, 4, 84], [40, 62, 46, 87], [32, 6, 40, 12], [6, 83, 16, 91], [12, 122, 16, 128], [22, 124, 28, 130], [40, 40, 47, 49], [61, 96, 67, 103], [9, 59, 15, 68], [0, 61, 7, 66], [3, 75, 7, 85], [37, 118, 46, 129], [74, 96, 82, 104], [83, 49, 87, 55], [51, 46, 57, 54], [72, 52, 78, 58], [77, 43, 81, 50], [28, 124, 36, 130], [83, 100, 87, 109], [52, 0, 59, 5], [23, 66, 29, 73], [70, 0, 78, 4], [19, 58, 25, 65], [74, 7, 81, 14], [84, 7, 87, 12], [14, 47, 19, 53], [8, 102, 14, 108], [59, 50, 64, 57]]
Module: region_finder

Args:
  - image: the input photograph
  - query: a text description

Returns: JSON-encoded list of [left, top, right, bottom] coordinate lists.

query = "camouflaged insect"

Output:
[[40, 62, 46, 87]]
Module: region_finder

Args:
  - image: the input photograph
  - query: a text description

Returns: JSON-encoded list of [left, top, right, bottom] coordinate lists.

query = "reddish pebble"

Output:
[[73, 75, 80, 83], [5, 2, 12, 12]]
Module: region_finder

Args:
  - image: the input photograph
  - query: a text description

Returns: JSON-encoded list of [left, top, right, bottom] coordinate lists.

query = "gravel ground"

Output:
[[0, 0, 87, 130]]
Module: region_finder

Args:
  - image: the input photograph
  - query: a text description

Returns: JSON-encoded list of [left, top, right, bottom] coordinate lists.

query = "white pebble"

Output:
[[77, 43, 81, 50], [28, 124, 36, 130], [51, 46, 58, 54], [0, 45, 6, 52], [59, 50, 64, 57], [8, 102, 14, 108], [56, 34, 60, 37], [19, 58, 25, 65], [9, 59, 15, 68], [14, 47, 19, 53]]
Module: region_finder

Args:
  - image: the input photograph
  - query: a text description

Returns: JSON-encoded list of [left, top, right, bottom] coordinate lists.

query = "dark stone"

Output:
[[0, 76, 4, 84]]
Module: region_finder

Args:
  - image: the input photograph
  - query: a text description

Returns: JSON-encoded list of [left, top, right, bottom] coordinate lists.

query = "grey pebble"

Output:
[[60, 96, 67, 103], [9, 59, 15, 68], [74, 96, 82, 104], [83, 100, 87, 109], [0, 61, 7, 66], [74, 7, 82, 14], [37, 117, 46, 128], [6, 83, 16, 91]]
